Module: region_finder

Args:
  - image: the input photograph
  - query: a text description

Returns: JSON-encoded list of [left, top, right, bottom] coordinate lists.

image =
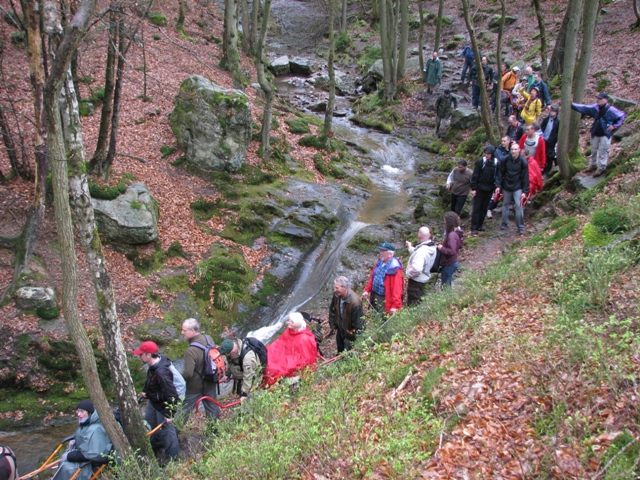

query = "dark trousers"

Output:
[[336, 329, 354, 353], [369, 292, 386, 313], [471, 189, 493, 231], [145, 403, 179, 460], [407, 278, 427, 306], [461, 60, 473, 82], [451, 194, 468, 216], [471, 83, 481, 108], [542, 144, 557, 176], [181, 387, 219, 421]]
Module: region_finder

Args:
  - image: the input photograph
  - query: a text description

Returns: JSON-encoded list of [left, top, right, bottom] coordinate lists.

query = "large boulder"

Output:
[[169, 75, 252, 172], [268, 55, 291, 76], [14, 286, 57, 311], [449, 108, 481, 131], [289, 57, 313, 76], [92, 183, 159, 244]]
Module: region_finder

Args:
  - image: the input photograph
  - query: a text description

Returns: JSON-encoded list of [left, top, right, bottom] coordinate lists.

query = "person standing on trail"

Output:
[[405, 227, 437, 305], [496, 143, 529, 235], [180, 318, 219, 421], [540, 105, 560, 177], [52, 400, 112, 480], [435, 89, 458, 137], [438, 212, 464, 288], [423, 51, 442, 95], [460, 43, 475, 83], [470, 145, 498, 234], [571, 92, 626, 178], [446, 159, 473, 216], [218, 337, 265, 401], [518, 122, 546, 171], [135, 341, 180, 463], [362, 242, 403, 315], [328, 276, 363, 353]]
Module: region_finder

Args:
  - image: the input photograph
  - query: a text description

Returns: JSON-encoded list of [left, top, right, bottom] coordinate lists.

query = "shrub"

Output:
[[148, 12, 167, 26], [160, 146, 177, 158], [582, 223, 610, 248], [335, 33, 351, 53], [36, 306, 60, 320], [284, 118, 310, 134], [88, 179, 128, 200]]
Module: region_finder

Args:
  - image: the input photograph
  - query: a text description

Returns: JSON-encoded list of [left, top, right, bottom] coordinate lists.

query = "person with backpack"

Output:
[[134, 341, 180, 463], [218, 337, 267, 401], [438, 212, 464, 288], [404, 226, 437, 306], [362, 242, 404, 315], [0, 446, 17, 480], [572, 92, 626, 177], [329, 276, 363, 353], [180, 318, 221, 421], [470, 145, 499, 235]]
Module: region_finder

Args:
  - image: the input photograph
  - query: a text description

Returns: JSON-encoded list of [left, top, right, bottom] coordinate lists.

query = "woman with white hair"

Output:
[[263, 312, 318, 386]]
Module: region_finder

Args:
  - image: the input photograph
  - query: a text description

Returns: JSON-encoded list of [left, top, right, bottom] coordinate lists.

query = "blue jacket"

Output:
[[571, 102, 626, 138], [461, 46, 475, 62]]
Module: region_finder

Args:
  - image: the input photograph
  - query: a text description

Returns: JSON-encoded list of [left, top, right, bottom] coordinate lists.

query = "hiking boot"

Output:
[[593, 169, 606, 177], [486, 210, 492, 219], [471, 230, 478, 235], [583, 165, 597, 174], [478, 226, 486, 232], [519, 228, 525, 235], [500, 224, 508, 230]]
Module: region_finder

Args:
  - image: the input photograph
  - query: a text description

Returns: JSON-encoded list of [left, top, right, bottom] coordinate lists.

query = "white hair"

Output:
[[287, 312, 307, 331]]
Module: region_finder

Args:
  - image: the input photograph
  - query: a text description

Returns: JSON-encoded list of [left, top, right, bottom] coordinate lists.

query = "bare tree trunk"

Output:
[[531, 0, 548, 79], [0, 105, 19, 180], [396, 0, 408, 80], [417, 1, 424, 74], [340, 0, 347, 34], [434, 0, 444, 53], [176, 0, 187, 33], [324, 0, 335, 146], [251, 0, 259, 56], [379, 0, 396, 102], [89, 6, 119, 176], [256, 0, 273, 155], [60, 70, 154, 459], [494, 0, 506, 138], [461, 0, 495, 145], [634, 0, 640, 28], [568, 0, 599, 153], [105, 17, 126, 174], [239, 0, 251, 54], [556, 0, 584, 179], [548, 8, 570, 78], [43, 0, 136, 462]]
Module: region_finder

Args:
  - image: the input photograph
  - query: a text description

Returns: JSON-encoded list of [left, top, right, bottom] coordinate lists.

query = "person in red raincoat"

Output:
[[262, 312, 318, 387], [525, 149, 543, 201]]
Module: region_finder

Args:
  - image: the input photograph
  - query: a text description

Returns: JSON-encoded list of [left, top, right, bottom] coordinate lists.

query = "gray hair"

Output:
[[287, 312, 307, 331], [334, 276, 350, 288], [183, 318, 200, 331]]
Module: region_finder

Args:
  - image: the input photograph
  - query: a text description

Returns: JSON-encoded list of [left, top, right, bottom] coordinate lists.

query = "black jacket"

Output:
[[471, 155, 498, 192], [497, 154, 529, 194], [540, 115, 560, 148], [495, 145, 510, 163], [329, 289, 363, 341], [144, 355, 179, 417]]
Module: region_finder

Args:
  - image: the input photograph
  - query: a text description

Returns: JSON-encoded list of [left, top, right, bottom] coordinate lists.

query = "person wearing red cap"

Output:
[[134, 341, 180, 463]]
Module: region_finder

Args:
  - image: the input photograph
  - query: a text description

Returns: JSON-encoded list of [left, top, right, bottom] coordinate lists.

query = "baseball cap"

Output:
[[597, 92, 609, 99], [133, 341, 159, 355], [512, 66, 520, 72]]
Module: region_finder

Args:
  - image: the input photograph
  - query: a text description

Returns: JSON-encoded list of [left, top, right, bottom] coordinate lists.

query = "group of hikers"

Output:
[[423, 46, 626, 235]]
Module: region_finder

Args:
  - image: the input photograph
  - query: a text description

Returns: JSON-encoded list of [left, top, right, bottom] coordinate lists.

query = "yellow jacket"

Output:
[[519, 88, 542, 125]]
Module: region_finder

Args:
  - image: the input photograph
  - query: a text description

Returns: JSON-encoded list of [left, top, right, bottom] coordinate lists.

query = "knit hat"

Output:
[[133, 341, 159, 355], [77, 400, 95, 415], [444, 89, 451, 95], [484, 145, 496, 155], [219, 339, 235, 355]]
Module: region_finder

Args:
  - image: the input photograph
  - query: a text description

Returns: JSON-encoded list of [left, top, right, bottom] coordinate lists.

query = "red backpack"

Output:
[[190, 335, 227, 384]]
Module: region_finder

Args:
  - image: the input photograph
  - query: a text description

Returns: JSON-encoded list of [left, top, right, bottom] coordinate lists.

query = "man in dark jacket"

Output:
[[460, 44, 475, 82], [435, 89, 458, 137], [135, 341, 180, 462], [540, 105, 560, 176], [495, 143, 529, 235], [494, 135, 512, 163], [180, 318, 219, 421], [531, 73, 551, 108], [329, 276, 363, 353], [571, 92, 626, 177], [506, 115, 525, 142], [470, 145, 498, 234]]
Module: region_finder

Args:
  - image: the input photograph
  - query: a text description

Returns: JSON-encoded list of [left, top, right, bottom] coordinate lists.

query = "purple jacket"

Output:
[[571, 102, 626, 138], [440, 229, 463, 266]]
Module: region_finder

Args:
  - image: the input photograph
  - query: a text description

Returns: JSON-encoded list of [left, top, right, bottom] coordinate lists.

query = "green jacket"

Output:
[[435, 94, 458, 119], [182, 333, 217, 395], [424, 58, 442, 87], [227, 338, 261, 395]]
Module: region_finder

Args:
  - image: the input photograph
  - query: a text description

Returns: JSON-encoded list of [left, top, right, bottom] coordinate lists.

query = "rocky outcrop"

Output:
[[14, 287, 57, 311], [169, 75, 252, 172], [269, 55, 291, 76], [92, 183, 159, 244], [449, 108, 481, 132], [290, 57, 313, 76]]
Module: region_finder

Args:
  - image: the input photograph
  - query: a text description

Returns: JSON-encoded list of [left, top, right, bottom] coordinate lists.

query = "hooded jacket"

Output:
[[497, 153, 529, 194], [406, 241, 437, 283], [364, 257, 404, 314], [471, 155, 498, 192], [143, 355, 179, 418], [52, 411, 112, 480], [263, 328, 318, 386]]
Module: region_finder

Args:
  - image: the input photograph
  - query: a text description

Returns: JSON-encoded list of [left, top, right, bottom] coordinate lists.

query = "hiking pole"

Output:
[[195, 396, 242, 411], [20, 434, 74, 480]]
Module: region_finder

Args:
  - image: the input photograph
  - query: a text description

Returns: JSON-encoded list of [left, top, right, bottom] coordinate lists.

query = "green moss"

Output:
[[159, 274, 190, 293], [592, 206, 630, 234], [10, 31, 26, 45], [525, 216, 579, 246], [357, 45, 382, 74], [36, 306, 59, 320], [455, 127, 488, 158], [285, 118, 311, 134], [131, 247, 167, 275], [251, 272, 283, 306], [148, 11, 168, 26], [130, 200, 143, 210], [582, 223, 611, 248], [335, 33, 351, 53], [160, 146, 177, 158], [190, 196, 230, 221], [78, 101, 94, 117], [241, 164, 277, 185], [167, 241, 186, 258], [219, 214, 268, 245]]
